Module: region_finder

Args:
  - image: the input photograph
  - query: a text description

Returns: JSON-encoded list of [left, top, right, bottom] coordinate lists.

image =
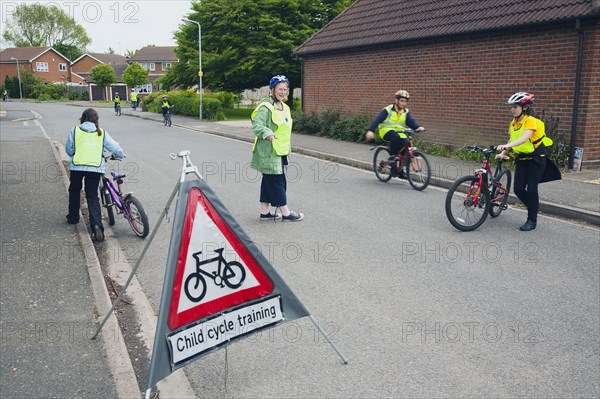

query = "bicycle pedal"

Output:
[[501, 204, 509, 210]]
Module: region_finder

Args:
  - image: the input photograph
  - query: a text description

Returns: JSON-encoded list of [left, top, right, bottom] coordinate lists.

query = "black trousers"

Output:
[[383, 131, 409, 156], [67, 170, 103, 229], [513, 155, 547, 223]]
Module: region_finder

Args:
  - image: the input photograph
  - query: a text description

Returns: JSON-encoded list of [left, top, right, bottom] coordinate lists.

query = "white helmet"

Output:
[[507, 92, 535, 106]]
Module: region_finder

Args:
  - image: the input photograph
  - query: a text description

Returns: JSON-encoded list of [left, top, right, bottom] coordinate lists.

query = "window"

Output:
[[162, 62, 172, 70], [36, 62, 49, 72], [135, 84, 152, 93], [59, 63, 67, 71], [140, 62, 155, 71]]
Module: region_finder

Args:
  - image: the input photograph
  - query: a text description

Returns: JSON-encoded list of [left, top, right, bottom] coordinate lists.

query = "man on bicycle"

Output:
[[161, 94, 172, 117], [365, 90, 425, 177]]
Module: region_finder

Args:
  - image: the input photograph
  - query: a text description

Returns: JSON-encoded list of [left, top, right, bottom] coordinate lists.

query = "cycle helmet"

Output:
[[270, 75, 289, 89], [507, 92, 534, 106], [395, 90, 410, 99]]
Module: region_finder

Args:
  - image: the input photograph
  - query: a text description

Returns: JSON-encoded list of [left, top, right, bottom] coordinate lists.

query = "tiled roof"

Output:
[[295, 0, 599, 56], [0, 46, 53, 62], [129, 46, 177, 62], [88, 52, 127, 64]]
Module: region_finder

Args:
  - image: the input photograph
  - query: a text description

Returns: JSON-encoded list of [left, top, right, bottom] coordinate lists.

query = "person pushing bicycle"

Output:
[[365, 90, 425, 177], [496, 92, 553, 232], [65, 108, 126, 242]]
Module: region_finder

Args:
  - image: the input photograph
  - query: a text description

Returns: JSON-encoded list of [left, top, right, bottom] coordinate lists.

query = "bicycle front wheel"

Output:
[[167, 115, 172, 127], [125, 196, 149, 238], [489, 169, 511, 218], [373, 147, 393, 182], [445, 175, 490, 231], [223, 261, 246, 289], [406, 150, 431, 191]]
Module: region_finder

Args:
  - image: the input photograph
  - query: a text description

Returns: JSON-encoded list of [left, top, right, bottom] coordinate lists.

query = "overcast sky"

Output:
[[0, 0, 194, 54]]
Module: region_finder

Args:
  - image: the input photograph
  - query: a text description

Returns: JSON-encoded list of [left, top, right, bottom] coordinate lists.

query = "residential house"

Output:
[[0, 46, 85, 87], [127, 46, 178, 93], [295, 0, 600, 169], [71, 52, 129, 101]]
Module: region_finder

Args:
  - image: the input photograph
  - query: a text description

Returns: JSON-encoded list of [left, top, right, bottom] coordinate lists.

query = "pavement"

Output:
[[1, 103, 598, 399]]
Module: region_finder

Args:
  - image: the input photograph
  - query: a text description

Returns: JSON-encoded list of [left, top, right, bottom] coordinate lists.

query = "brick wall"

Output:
[[301, 22, 600, 168], [32, 50, 71, 83], [71, 55, 100, 74]]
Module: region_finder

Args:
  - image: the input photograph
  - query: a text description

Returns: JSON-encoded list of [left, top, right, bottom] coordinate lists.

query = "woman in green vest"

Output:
[[65, 108, 126, 241], [496, 92, 548, 231], [251, 75, 303, 221]]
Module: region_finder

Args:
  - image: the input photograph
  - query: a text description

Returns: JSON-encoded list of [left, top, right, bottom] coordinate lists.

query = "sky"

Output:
[[0, 0, 194, 54]]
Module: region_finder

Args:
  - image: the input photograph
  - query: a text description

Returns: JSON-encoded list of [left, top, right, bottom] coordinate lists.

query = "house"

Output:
[[295, 0, 600, 169], [127, 46, 178, 93], [0, 46, 85, 86], [71, 52, 129, 101]]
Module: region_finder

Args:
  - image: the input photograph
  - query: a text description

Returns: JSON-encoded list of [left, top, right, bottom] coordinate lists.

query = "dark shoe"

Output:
[[93, 225, 105, 241], [66, 215, 79, 224], [519, 220, 537, 231], [397, 169, 406, 179], [260, 212, 282, 221], [282, 211, 304, 222]]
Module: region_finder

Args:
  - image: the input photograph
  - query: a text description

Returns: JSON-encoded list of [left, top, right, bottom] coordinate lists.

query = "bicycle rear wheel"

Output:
[[489, 169, 511, 218], [445, 175, 490, 231], [406, 150, 431, 191], [167, 114, 172, 127], [124, 195, 149, 238], [373, 147, 393, 182], [100, 185, 115, 226]]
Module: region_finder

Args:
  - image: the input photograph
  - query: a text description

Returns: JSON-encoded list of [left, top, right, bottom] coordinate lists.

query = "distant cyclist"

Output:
[[161, 94, 172, 118], [113, 93, 121, 114], [365, 90, 425, 176]]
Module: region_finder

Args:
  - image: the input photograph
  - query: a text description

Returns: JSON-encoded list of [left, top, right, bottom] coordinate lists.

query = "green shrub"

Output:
[[37, 93, 51, 101], [202, 96, 221, 120], [331, 115, 371, 142], [213, 91, 235, 109], [80, 91, 89, 101], [292, 110, 321, 135], [317, 108, 341, 137]]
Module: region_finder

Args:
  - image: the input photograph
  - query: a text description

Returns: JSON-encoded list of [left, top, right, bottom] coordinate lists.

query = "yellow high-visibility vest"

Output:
[[251, 101, 292, 156], [73, 126, 104, 166]]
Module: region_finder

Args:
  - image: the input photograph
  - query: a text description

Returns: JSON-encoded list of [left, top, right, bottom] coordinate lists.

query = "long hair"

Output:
[[79, 108, 101, 135]]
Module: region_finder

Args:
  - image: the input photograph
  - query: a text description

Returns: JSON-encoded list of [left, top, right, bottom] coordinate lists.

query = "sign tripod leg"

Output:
[[309, 315, 349, 364], [92, 151, 204, 340]]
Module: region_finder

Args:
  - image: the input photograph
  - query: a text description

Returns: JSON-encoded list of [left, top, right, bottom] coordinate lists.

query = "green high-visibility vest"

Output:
[[73, 126, 104, 167], [377, 104, 409, 139], [251, 101, 292, 156], [509, 116, 553, 154]]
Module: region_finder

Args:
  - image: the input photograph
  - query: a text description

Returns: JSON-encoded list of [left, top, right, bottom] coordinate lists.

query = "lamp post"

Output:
[[182, 18, 202, 120], [10, 57, 23, 100]]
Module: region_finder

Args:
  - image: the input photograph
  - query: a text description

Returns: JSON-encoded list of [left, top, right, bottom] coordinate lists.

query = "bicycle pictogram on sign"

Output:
[[184, 247, 247, 303]]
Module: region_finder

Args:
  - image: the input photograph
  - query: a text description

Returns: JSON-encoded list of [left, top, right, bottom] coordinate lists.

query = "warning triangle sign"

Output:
[[168, 186, 274, 329], [147, 178, 310, 390]]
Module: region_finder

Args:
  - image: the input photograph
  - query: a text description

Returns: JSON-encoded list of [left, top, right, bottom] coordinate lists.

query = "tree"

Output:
[[122, 63, 149, 89], [2, 4, 90, 60], [89, 64, 117, 100], [170, 0, 353, 93]]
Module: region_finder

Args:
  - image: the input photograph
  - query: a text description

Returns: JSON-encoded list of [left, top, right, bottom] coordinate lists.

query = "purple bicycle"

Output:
[[99, 157, 149, 238]]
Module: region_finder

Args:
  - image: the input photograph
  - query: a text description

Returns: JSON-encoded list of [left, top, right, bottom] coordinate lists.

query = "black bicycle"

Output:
[[163, 106, 173, 127], [371, 129, 431, 191], [184, 248, 246, 303]]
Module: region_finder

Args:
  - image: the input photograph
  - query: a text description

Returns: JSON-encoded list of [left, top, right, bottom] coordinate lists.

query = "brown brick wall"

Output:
[[71, 56, 100, 73], [32, 50, 70, 83], [301, 23, 600, 168]]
